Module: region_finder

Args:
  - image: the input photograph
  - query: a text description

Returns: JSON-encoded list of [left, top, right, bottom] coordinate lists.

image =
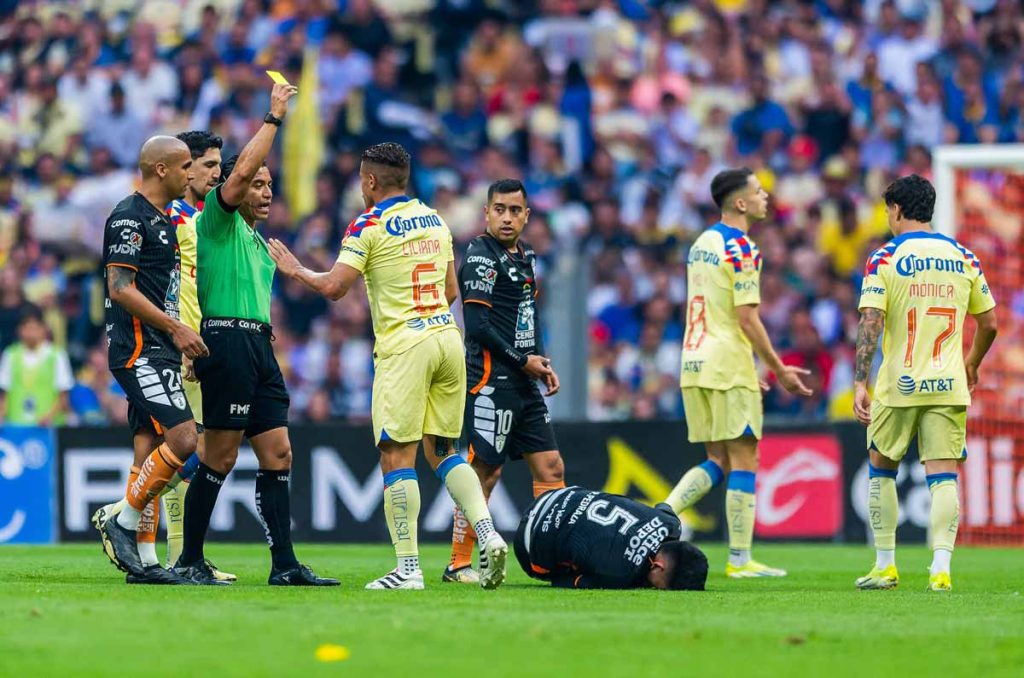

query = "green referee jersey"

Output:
[[196, 186, 275, 324]]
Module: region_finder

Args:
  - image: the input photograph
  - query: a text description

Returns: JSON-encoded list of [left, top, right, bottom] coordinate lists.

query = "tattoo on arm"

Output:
[[854, 308, 884, 382], [109, 267, 136, 294]]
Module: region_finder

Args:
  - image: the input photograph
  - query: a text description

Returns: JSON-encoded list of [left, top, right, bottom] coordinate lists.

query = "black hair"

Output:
[[883, 174, 935, 222], [487, 178, 528, 204], [361, 142, 411, 190], [220, 154, 266, 182], [17, 303, 44, 327], [710, 168, 754, 210], [658, 540, 708, 591], [176, 130, 223, 160]]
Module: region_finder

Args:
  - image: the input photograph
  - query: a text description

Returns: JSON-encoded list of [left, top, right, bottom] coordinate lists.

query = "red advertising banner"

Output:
[[755, 433, 844, 538]]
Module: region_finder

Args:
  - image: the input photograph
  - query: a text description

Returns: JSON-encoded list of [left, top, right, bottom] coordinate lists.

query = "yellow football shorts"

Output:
[[868, 402, 967, 463], [681, 386, 763, 443], [183, 371, 203, 427], [372, 328, 466, 445]]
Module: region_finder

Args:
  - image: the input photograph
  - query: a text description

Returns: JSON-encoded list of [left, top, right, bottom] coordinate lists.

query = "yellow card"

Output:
[[265, 70, 290, 85]]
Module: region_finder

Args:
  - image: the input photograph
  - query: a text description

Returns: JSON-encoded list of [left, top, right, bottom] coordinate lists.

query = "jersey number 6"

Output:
[[412, 263, 441, 314], [904, 306, 956, 368]]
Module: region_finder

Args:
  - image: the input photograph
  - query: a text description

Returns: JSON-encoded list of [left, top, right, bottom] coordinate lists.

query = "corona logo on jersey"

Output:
[[894, 254, 966, 277], [384, 213, 443, 237], [755, 434, 843, 538]]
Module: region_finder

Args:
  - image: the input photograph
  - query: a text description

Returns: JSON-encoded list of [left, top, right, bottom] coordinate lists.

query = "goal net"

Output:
[[933, 145, 1024, 546]]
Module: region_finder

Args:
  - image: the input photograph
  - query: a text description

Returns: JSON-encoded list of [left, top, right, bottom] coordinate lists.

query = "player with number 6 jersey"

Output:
[[665, 168, 813, 579], [853, 175, 998, 592], [269, 142, 506, 591]]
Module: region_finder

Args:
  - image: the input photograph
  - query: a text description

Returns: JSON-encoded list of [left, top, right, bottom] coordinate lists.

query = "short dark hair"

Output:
[[883, 174, 935, 222], [176, 130, 223, 160], [710, 168, 754, 210], [658, 540, 708, 591], [17, 303, 44, 328], [220, 154, 266, 182], [361, 142, 411, 190], [487, 178, 528, 204]]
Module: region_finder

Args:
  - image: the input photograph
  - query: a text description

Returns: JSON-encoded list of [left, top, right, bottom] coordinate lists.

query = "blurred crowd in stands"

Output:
[[1, 0, 1023, 427]]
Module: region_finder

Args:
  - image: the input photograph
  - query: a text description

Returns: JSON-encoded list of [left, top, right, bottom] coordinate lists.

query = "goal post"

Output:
[[932, 144, 1024, 545]]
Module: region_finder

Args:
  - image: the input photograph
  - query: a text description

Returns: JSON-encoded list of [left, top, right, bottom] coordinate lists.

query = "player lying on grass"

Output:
[[853, 174, 997, 592], [515, 486, 708, 590], [444, 179, 566, 585]]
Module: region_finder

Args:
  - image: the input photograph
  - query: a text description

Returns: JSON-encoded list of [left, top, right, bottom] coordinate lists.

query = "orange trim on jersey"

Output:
[[106, 263, 139, 271], [125, 317, 143, 368], [467, 443, 475, 464], [574, 575, 582, 587], [531, 563, 550, 575], [463, 299, 493, 308], [469, 350, 491, 394], [149, 416, 164, 436]]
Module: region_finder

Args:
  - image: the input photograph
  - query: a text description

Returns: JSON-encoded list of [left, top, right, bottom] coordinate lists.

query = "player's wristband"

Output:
[[264, 112, 283, 127]]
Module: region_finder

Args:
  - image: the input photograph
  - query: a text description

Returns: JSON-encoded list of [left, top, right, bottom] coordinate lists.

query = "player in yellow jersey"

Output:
[[664, 168, 813, 578], [853, 175, 997, 592], [91, 130, 235, 581], [269, 142, 506, 590]]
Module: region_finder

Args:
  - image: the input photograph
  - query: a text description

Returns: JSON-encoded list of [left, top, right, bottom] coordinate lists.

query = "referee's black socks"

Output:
[[256, 469, 300, 570], [180, 462, 226, 565]]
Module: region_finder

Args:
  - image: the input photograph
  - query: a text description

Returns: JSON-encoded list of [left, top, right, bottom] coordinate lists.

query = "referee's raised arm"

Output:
[[218, 82, 297, 208]]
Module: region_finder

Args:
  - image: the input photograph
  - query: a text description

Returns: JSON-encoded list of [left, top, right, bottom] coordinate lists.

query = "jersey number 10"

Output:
[[904, 306, 956, 368]]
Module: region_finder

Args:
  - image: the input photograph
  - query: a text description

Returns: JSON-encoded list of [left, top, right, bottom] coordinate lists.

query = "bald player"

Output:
[[97, 135, 209, 585]]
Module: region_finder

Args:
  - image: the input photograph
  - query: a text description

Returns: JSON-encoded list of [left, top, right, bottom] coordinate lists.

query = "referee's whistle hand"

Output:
[[270, 83, 299, 118], [172, 323, 209, 360]]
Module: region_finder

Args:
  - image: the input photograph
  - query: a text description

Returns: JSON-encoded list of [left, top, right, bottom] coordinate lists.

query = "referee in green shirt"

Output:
[[173, 81, 336, 587]]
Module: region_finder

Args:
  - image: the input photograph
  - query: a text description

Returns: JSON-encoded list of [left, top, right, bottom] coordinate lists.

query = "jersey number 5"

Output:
[[683, 295, 707, 350], [904, 307, 956, 368], [586, 500, 639, 535], [412, 263, 441, 314]]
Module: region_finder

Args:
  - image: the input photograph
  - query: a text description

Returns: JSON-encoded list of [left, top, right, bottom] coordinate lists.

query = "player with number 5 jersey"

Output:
[[853, 175, 998, 592], [269, 142, 506, 591], [665, 168, 813, 579]]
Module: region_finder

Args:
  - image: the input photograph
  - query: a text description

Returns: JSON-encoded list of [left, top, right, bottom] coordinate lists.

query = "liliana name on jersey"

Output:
[[402, 239, 440, 256], [909, 283, 955, 298], [385, 213, 443, 237], [895, 254, 965, 277]]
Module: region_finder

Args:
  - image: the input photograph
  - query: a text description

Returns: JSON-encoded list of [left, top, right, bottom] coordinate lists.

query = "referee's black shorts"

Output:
[[194, 317, 289, 438]]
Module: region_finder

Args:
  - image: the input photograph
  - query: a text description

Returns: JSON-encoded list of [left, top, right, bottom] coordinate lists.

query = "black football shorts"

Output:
[[112, 354, 194, 435], [194, 318, 289, 438], [462, 384, 558, 466]]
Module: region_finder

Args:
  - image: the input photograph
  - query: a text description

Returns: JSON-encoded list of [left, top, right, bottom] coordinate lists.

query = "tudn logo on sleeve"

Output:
[[897, 375, 917, 396]]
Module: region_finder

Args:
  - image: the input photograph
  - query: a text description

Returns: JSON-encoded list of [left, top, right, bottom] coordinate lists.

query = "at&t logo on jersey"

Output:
[[898, 375, 955, 395], [897, 375, 916, 395], [385, 213, 442, 237], [895, 254, 965, 277]]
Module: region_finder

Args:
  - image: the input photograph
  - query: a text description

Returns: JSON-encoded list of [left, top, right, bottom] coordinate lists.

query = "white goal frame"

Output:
[[932, 144, 1024, 236]]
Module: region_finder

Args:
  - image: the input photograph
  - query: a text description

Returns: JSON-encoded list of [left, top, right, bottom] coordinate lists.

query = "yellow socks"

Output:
[[927, 473, 959, 575], [666, 460, 724, 514], [868, 464, 898, 566], [382, 469, 420, 575], [437, 455, 497, 545], [725, 471, 756, 564]]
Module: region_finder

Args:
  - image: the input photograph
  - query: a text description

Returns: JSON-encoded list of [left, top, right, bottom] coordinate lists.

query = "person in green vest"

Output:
[[0, 304, 73, 426]]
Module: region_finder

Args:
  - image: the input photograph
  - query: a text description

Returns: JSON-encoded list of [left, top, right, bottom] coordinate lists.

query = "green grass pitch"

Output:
[[2, 544, 1022, 677]]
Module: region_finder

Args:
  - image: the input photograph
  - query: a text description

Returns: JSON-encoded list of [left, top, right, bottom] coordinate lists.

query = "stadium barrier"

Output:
[[0, 422, 1021, 545]]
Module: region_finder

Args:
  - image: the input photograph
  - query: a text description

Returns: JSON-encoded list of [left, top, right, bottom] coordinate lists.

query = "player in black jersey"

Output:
[[444, 179, 567, 584], [514, 486, 708, 590], [98, 136, 209, 585]]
